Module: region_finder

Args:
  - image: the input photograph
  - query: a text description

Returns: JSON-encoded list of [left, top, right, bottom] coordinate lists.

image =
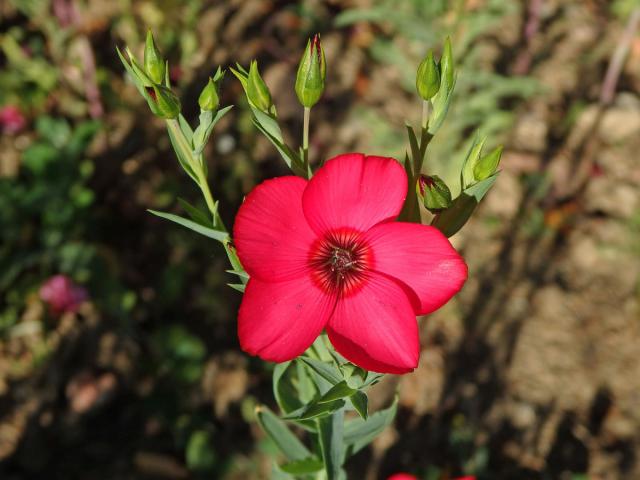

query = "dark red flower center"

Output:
[[309, 228, 372, 296]]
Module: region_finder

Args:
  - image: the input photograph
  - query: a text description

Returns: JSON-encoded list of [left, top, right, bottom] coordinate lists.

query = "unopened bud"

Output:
[[474, 145, 503, 181], [461, 135, 486, 188], [416, 50, 440, 101], [199, 68, 224, 112], [146, 84, 180, 119], [247, 60, 272, 113], [417, 174, 452, 212], [440, 37, 455, 91], [295, 34, 326, 108], [144, 30, 165, 84]]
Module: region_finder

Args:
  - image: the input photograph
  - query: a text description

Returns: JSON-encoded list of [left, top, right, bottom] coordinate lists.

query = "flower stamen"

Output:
[[309, 229, 372, 296]]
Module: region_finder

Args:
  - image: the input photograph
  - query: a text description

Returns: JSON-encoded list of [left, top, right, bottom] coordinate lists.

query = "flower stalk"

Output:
[[303, 106, 311, 169]]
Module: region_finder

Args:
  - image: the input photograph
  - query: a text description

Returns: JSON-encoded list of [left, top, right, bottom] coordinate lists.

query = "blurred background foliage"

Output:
[[1, 0, 640, 479]]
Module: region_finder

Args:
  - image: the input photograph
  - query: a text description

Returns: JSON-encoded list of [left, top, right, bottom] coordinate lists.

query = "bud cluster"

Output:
[[117, 31, 181, 119]]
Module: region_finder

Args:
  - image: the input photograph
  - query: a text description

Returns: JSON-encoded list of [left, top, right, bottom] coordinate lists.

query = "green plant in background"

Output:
[[335, 0, 538, 193], [0, 118, 97, 331]]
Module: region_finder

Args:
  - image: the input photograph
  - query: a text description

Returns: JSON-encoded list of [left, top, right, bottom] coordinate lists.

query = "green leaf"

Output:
[[317, 408, 344, 480], [271, 463, 295, 480], [167, 123, 198, 182], [226, 269, 250, 281], [273, 362, 303, 414], [300, 357, 343, 385], [361, 372, 384, 388], [256, 406, 311, 461], [227, 283, 246, 293], [310, 335, 334, 362], [283, 399, 346, 421], [185, 430, 216, 472], [430, 173, 499, 237], [342, 364, 367, 389], [317, 381, 356, 403], [178, 114, 194, 144], [251, 107, 282, 141], [280, 457, 324, 475], [177, 197, 213, 227], [350, 391, 368, 420], [344, 396, 398, 455], [295, 359, 318, 403], [405, 124, 420, 172], [460, 133, 487, 189], [428, 75, 456, 134], [252, 119, 306, 177], [192, 105, 234, 156], [148, 209, 229, 242]]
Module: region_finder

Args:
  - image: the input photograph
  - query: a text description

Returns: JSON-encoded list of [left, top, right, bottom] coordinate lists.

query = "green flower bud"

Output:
[[416, 50, 440, 101], [144, 30, 165, 84], [461, 135, 486, 188], [474, 145, 503, 181], [417, 174, 452, 212], [146, 84, 181, 119], [295, 34, 326, 108], [246, 60, 272, 113], [199, 68, 224, 112], [440, 36, 455, 91]]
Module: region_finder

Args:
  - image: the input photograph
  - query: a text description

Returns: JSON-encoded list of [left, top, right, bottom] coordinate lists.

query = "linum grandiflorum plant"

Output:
[[118, 32, 500, 479]]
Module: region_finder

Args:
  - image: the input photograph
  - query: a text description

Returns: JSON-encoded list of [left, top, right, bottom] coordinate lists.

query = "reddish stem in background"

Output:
[[512, 0, 543, 75], [53, 0, 104, 118], [600, 7, 640, 105]]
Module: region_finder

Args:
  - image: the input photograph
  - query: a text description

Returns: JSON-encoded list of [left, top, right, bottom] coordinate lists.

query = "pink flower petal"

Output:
[[387, 474, 418, 480], [364, 222, 467, 315], [233, 176, 317, 282], [302, 153, 407, 236], [327, 272, 419, 374], [238, 276, 335, 362]]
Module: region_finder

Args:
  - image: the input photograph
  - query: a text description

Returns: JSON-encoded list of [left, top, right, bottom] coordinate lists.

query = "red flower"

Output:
[[0, 105, 26, 134], [233, 153, 467, 373], [39, 275, 88, 315], [387, 474, 418, 480]]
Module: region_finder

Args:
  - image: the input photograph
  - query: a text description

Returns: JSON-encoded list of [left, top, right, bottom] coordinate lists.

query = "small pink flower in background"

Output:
[[0, 106, 26, 134], [233, 153, 467, 374], [387, 475, 475, 480], [39, 275, 88, 315], [387, 474, 418, 480]]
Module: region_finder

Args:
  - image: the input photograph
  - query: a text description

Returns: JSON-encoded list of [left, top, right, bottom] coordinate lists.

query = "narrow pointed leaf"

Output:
[[177, 198, 212, 227], [178, 114, 194, 143], [344, 396, 398, 455], [280, 457, 324, 475], [226, 269, 250, 280], [256, 406, 310, 461], [273, 362, 301, 414], [317, 381, 356, 404], [167, 124, 198, 182], [227, 283, 246, 293], [148, 210, 229, 242], [431, 173, 499, 237], [282, 399, 345, 421], [405, 124, 421, 168], [350, 391, 368, 420], [300, 357, 342, 385]]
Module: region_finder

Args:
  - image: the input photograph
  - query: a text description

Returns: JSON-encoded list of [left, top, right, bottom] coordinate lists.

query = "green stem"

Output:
[[421, 99, 430, 131], [166, 118, 245, 281], [303, 106, 310, 172]]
